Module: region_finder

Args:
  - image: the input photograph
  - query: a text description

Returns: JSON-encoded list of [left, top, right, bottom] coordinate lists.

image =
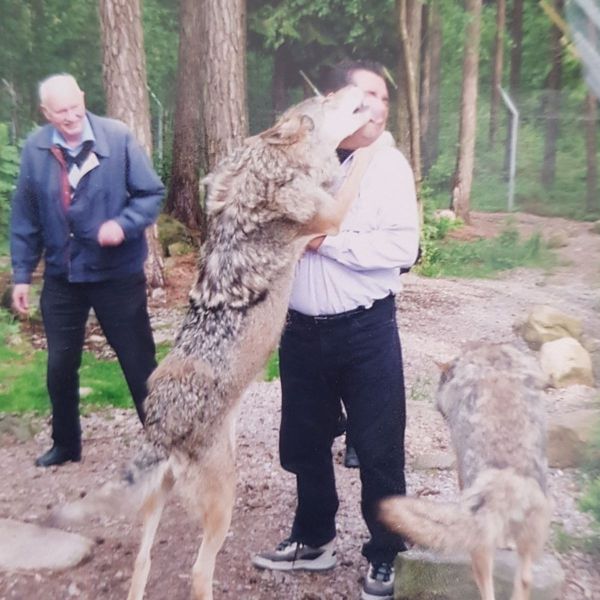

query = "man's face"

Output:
[[41, 85, 86, 146], [338, 69, 389, 150]]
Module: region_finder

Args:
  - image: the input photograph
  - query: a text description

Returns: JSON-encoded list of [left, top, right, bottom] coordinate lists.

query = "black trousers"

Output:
[[279, 294, 407, 563], [40, 273, 156, 451]]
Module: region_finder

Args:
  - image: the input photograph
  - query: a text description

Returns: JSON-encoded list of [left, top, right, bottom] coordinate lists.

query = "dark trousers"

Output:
[[40, 274, 156, 451], [279, 294, 407, 564]]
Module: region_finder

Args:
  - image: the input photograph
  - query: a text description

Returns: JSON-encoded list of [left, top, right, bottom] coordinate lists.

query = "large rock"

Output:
[[395, 549, 564, 600], [157, 213, 196, 255], [547, 409, 600, 468], [0, 518, 94, 571], [539, 337, 595, 388], [516, 305, 583, 350]]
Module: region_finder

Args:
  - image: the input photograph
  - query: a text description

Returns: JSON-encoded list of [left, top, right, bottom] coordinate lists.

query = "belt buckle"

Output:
[[313, 314, 330, 322]]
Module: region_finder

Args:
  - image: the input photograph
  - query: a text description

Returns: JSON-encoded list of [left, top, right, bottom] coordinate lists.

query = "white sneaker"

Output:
[[361, 561, 395, 600], [252, 537, 337, 571]]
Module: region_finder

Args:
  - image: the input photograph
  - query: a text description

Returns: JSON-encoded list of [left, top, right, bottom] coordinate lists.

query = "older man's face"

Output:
[[41, 84, 86, 146]]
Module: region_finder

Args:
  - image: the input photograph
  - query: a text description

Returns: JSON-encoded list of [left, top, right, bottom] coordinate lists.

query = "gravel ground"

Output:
[[1, 212, 599, 599]]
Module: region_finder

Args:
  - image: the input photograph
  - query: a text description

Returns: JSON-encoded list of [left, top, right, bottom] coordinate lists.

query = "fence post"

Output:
[[499, 86, 519, 212]]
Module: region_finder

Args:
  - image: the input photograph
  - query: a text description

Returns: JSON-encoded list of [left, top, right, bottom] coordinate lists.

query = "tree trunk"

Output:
[[451, 0, 483, 224], [541, 0, 564, 189], [396, 0, 423, 191], [489, 0, 506, 147], [98, 0, 164, 288], [509, 0, 523, 97], [420, 4, 442, 173], [164, 0, 204, 233], [585, 92, 598, 214], [199, 0, 248, 175], [395, 0, 422, 161]]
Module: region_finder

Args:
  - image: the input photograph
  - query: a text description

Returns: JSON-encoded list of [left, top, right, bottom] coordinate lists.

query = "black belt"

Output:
[[288, 294, 392, 324]]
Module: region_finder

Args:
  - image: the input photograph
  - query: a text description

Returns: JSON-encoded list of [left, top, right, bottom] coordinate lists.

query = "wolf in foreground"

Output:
[[380, 342, 551, 600], [52, 86, 377, 600]]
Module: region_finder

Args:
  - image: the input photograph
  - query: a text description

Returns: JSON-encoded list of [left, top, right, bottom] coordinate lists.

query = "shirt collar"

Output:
[[52, 116, 95, 155]]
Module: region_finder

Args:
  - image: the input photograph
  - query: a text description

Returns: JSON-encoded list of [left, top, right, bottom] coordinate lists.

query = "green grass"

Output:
[[0, 298, 280, 414], [417, 225, 556, 279], [0, 343, 134, 414], [0, 306, 174, 415]]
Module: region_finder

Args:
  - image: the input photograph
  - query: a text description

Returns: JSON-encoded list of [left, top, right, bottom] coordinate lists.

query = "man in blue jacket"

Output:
[[10, 73, 165, 467]]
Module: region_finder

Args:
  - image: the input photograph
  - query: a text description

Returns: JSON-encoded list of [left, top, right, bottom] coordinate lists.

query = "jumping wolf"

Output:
[[380, 342, 551, 600], [52, 86, 378, 600]]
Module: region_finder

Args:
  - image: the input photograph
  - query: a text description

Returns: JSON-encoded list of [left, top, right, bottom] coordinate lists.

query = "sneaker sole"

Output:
[[252, 553, 337, 572], [360, 590, 393, 600]]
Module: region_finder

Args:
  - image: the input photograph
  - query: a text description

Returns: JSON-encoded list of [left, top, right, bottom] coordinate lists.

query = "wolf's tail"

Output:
[[379, 469, 549, 554], [50, 443, 173, 526]]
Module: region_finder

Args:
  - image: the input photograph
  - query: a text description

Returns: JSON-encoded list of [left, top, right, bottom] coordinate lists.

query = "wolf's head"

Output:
[[260, 85, 371, 152]]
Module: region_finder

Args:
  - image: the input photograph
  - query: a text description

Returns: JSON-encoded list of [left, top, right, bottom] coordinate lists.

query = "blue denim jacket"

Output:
[[10, 112, 165, 283]]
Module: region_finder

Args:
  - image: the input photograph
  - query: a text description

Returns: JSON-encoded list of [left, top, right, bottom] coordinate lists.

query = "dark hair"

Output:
[[317, 60, 387, 94]]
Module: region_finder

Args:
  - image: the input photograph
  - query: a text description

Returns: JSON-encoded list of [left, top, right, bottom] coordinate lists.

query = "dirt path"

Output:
[[1, 212, 599, 600]]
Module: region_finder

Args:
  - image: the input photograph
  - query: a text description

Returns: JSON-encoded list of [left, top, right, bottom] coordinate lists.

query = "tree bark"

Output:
[[98, 0, 164, 288], [396, 0, 423, 191], [541, 0, 564, 189], [396, 0, 423, 162], [420, 4, 442, 173], [489, 0, 506, 147], [199, 0, 248, 175], [164, 0, 204, 233], [585, 92, 598, 214], [451, 0, 483, 224]]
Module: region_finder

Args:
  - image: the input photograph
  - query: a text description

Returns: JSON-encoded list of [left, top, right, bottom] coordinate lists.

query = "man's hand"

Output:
[[97, 220, 125, 247], [307, 236, 326, 251], [12, 283, 30, 316]]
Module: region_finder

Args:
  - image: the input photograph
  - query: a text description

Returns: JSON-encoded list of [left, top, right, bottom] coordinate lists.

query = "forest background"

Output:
[[0, 0, 598, 261]]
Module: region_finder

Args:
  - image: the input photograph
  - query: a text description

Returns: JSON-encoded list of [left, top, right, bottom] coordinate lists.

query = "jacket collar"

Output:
[[36, 111, 110, 158]]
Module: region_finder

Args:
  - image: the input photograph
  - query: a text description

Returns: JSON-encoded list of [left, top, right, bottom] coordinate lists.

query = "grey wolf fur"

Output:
[[380, 342, 551, 600], [51, 86, 376, 600]]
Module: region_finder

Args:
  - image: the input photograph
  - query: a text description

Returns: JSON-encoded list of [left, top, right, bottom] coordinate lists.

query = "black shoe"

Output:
[[344, 444, 360, 468], [35, 445, 81, 467]]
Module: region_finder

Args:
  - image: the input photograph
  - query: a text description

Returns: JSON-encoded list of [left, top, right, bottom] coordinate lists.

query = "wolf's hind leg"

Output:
[[470, 545, 495, 600], [127, 470, 174, 600], [511, 546, 534, 600], [190, 419, 237, 600]]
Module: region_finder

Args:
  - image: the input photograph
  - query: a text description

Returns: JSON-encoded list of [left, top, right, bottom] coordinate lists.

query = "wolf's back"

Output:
[[380, 469, 550, 555]]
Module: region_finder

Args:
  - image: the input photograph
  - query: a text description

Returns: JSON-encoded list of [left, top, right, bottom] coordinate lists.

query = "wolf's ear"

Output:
[[260, 114, 312, 145], [300, 114, 315, 131]]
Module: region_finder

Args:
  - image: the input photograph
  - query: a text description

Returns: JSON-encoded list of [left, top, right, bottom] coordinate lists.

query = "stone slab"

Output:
[[0, 518, 94, 571], [395, 549, 564, 600]]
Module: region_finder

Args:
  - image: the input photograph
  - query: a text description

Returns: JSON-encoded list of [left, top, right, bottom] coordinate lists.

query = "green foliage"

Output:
[[580, 421, 600, 535], [0, 123, 20, 252], [417, 218, 555, 279], [264, 350, 280, 382], [248, 0, 397, 89], [581, 476, 600, 533]]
